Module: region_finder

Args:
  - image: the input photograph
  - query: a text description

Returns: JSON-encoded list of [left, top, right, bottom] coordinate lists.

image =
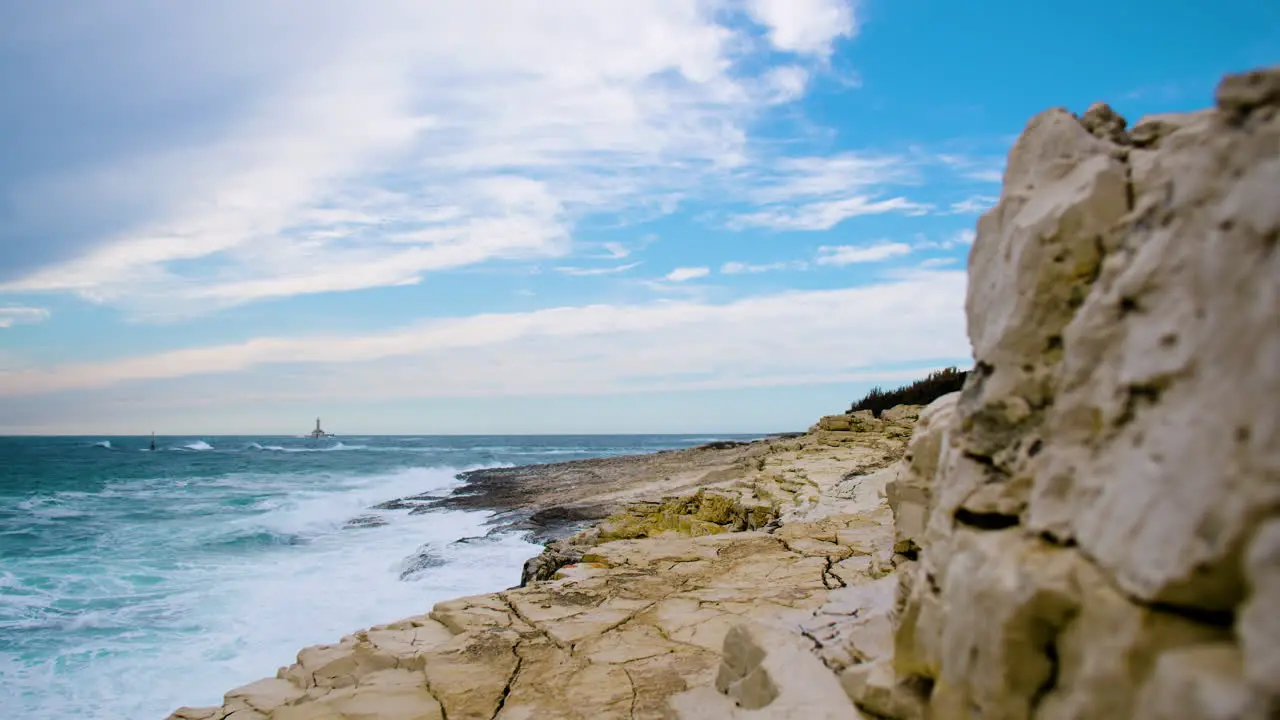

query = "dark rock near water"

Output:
[[697, 440, 748, 450], [399, 545, 446, 581], [344, 514, 388, 529], [370, 498, 425, 511], [520, 540, 585, 587]]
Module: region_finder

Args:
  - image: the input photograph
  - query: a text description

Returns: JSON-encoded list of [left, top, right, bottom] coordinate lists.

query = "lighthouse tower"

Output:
[[309, 417, 330, 439]]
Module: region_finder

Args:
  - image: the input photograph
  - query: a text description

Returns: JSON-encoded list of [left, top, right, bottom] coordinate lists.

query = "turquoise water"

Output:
[[0, 434, 750, 719]]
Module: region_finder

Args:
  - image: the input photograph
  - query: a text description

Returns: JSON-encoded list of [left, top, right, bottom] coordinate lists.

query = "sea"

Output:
[[0, 433, 757, 719]]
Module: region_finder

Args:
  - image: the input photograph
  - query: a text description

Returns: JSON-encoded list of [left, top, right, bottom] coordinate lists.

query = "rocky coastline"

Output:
[[169, 65, 1278, 720]]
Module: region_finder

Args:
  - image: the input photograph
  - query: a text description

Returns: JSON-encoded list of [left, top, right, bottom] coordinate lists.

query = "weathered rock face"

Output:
[[884, 65, 1280, 720]]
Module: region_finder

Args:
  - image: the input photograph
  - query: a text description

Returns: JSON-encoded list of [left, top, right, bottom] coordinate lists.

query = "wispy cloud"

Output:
[[717, 149, 939, 230], [919, 257, 958, 268], [815, 242, 913, 265], [720, 260, 808, 274], [745, 153, 919, 204], [665, 267, 711, 282], [946, 194, 999, 215], [0, 306, 50, 328], [554, 262, 642, 277], [933, 153, 1005, 184], [1122, 79, 1199, 102], [586, 234, 658, 261], [718, 230, 971, 274], [728, 196, 930, 231], [761, 65, 811, 104], [913, 228, 976, 250], [0, 271, 969, 401], [0, 1, 861, 319]]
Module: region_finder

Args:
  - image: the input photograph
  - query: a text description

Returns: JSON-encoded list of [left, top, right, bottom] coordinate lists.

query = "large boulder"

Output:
[[883, 65, 1280, 720]]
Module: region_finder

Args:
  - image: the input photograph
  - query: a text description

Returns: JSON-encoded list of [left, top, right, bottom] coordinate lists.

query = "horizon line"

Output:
[[0, 431, 798, 438]]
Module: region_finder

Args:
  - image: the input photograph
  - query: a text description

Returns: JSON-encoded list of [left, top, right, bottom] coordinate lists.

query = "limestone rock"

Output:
[[1035, 573, 1230, 720], [817, 414, 854, 431], [669, 621, 864, 719], [1131, 645, 1258, 720], [840, 660, 925, 720], [884, 393, 958, 554], [1215, 64, 1280, 116], [520, 539, 584, 586], [1239, 519, 1280, 699], [799, 575, 895, 675], [959, 99, 1130, 515], [916, 530, 1086, 720], [169, 478, 900, 720], [1026, 64, 1280, 612], [171, 708, 224, 720], [881, 64, 1280, 720], [880, 405, 922, 424]]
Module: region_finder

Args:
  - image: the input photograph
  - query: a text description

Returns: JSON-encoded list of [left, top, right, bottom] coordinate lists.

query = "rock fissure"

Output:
[[822, 555, 849, 589], [489, 645, 523, 720]]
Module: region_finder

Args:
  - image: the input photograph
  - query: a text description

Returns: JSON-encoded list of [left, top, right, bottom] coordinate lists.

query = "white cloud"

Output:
[[934, 153, 1005, 184], [0, 0, 860, 318], [762, 65, 810, 104], [947, 195, 999, 214], [728, 195, 930, 231], [964, 169, 1004, 183], [0, 271, 969, 401], [913, 228, 977, 250], [554, 262, 642, 276], [815, 242, 913, 265], [719, 151, 932, 231], [746, 152, 918, 204], [665, 267, 711, 282], [746, 0, 859, 56], [599, 242, 632, 259], [587, 234, 658, 260], [919, 257, 957, 268], [720, 260, 808, 274], [0, 306, 50, 328]]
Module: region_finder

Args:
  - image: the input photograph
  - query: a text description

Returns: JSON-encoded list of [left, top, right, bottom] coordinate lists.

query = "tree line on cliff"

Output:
[[849, 366, 969, 417]]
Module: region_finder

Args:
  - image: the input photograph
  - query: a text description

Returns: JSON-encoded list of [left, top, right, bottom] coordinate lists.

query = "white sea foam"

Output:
[[93, 440, 112, 449], [246, 441, 369, 453], [0, 464, 540, 719], [182, 440, 214, 451]]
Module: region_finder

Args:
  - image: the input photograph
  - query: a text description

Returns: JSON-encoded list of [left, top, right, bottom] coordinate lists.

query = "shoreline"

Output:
[[408, 436, 785, 544], [167, 408, 922, 719]]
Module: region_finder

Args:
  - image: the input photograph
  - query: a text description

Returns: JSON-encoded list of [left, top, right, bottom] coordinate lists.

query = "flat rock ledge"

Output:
[[171, 64, 1280, 720], [170, 408, 917, 720]]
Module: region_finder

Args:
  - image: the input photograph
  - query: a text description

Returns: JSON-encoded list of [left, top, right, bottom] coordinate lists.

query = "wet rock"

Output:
[[369, 498, 425, 511], [343, 514, 387, 530], [398, 546, 446, 581]]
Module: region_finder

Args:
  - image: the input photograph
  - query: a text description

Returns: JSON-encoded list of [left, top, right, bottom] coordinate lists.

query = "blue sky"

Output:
[[0, 0, 1275, 435]]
